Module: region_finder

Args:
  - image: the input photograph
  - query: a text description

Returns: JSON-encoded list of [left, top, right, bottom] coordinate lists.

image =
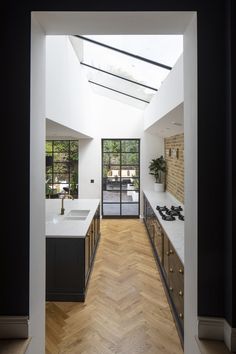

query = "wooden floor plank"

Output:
[[46, 219, 183, 354]]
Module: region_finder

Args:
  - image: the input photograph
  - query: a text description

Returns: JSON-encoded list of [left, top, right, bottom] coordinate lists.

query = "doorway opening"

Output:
[[30, 11, 197, 354], [102, 139, 140, 217]]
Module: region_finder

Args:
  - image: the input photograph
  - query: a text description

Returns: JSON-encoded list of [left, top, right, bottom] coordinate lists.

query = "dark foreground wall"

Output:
[[1, 0, 235, 328]]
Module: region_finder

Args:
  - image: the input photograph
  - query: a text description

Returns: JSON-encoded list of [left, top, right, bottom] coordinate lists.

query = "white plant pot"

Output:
[[154, 182, 164, 192]]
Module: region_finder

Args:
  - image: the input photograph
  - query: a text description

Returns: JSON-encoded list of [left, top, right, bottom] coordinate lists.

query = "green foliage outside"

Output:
[[45, 140, 79, 198]]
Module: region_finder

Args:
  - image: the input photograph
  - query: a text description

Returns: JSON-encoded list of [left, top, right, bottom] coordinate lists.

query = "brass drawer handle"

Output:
[[179, 313, 184, 319], [178, 290, 183, 297], [179, 268, 183, 274], [169, 249, 174, 254], [169, 287, 173, 292], [166, 251, 170, 256], [169, 268, 174, 273]]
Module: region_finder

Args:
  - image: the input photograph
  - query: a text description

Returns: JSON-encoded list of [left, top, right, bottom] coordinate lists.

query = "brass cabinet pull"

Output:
[[178, 290, 183, 297], [169, 267, 174, 273], [179, 313, 184, 319], [169, 287, 173, 292], [169, 249, 174, 254], [179, 268, 183, 274]]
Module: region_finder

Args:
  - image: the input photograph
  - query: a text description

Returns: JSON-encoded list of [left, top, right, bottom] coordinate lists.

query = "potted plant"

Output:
[[149, 155, 166, 192]]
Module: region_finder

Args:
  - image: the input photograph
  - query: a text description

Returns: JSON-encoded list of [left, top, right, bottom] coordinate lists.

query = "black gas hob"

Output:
[[156, 205, 184, 221]]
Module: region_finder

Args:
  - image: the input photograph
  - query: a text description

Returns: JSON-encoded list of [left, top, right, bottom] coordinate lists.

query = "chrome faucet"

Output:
[[60, 194, 74, 215]]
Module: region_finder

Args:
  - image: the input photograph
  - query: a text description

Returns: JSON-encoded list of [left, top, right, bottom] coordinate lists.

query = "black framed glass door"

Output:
[[102, 139, 140, 217]]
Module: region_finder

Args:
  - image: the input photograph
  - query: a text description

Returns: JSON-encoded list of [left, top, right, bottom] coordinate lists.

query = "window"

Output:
[[45, 140, 79, 198]]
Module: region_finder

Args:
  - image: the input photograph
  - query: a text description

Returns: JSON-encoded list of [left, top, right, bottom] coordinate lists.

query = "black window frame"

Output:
[[45, 139, 79, 198], [102, 138, 140, 218]]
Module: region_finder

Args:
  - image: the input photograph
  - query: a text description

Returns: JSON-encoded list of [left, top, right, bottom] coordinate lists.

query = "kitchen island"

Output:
[[46, 199, 100, 301]]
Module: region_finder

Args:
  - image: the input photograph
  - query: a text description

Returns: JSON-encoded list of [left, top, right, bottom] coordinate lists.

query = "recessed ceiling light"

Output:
[[172, 121, 182, 126]]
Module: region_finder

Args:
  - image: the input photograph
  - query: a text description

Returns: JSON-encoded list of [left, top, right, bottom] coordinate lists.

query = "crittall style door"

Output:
[[102, 139, 140, 217]]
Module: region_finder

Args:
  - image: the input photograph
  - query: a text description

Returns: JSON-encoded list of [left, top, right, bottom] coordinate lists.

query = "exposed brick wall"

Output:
[[164, 133, 184, 203]]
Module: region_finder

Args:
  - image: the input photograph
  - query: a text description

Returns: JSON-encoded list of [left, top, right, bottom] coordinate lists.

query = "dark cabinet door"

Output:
[[168, 242, 184, 332], [153, 219, 163, 264], [46, 238, 84, 297], [90, 223, 94, 262], [163, 233, 169, 280], [85, 232, 90, 283]]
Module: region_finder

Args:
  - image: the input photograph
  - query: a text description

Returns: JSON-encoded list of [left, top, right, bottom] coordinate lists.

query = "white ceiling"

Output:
[[145, 103, 184, 137], [33, 12, 194, 35], [36, 12, 191, 138], [46, 119, 91, 139]]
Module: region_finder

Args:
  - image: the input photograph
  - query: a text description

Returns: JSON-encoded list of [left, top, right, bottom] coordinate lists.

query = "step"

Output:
[[196, 337, 231, 354], [0, 338, 31, 354]]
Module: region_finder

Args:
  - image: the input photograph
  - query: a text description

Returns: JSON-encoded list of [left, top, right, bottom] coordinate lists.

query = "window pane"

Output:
[[70, 141, 78, 152], [103, 152, 120, 165], [46, 175, 52, 183], [103, 140, 120, 153], [103, 204, 120, 216], [105, 166, 120, 178], [53, 152, 69, 162], [122, 203, 139, 216], [121, 166, 139, 177], [46, 166, 52, 174], [53, 174, 69, 183], [130, 178, 139, 190], [70, 161, 78, 174], [53, 163, 69, 174], [121, 191, 133, 202], [103, 190, 120, 203], [121, 140, 139, 152], [53, 141, 69, 152], [81, 38, 171, 91], [55, 183, 69, 194], [46, 141, 52, 152], [121, 153, 139, 165], [70, 141, 79, 160], [106, 177, 120, 190]]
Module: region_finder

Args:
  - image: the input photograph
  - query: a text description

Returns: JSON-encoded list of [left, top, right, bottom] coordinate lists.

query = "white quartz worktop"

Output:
[[143, 190, 184, 264], [46, 199, 100, 238]]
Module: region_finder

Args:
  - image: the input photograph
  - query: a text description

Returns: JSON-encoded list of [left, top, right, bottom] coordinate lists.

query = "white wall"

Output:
[[29, 14, 45, 354], [30, 12, 198, 354], [46, 36, 94, 138], [45, 36, 163, 210], [144, 54, 183, 130], [184, 14, 198, 354], [79, 94, 163, 214]]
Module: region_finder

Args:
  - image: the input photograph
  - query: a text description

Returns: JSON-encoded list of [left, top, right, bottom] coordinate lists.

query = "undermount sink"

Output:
[[64, 209, 90, 221]]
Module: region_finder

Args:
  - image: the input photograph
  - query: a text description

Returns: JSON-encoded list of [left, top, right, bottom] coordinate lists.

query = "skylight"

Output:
[[69, 35, 183, 109]]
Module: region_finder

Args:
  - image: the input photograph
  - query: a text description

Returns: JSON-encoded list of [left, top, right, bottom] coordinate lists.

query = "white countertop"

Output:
[[143, 190, 184, 264], [46, 199, 100, 238]]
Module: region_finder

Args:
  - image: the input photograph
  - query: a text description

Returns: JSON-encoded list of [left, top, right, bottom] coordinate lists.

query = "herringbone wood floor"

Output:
[[46, 219, 183, 354]]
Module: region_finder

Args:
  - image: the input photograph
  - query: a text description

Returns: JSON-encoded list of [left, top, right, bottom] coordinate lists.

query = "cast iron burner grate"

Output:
[[156, 205, 184, 221]]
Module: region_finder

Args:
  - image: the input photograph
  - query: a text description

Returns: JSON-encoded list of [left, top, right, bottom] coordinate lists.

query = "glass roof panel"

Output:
[[79, 38, 171, 90], [80, 65, 154, 103], [85, 35, 183, 67], [69, 35, 183, 109]]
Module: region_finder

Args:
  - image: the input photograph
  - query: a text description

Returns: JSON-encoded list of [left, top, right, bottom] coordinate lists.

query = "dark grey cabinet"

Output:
[[46, 205, 100, 302], [143, 194, 184, 346]]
